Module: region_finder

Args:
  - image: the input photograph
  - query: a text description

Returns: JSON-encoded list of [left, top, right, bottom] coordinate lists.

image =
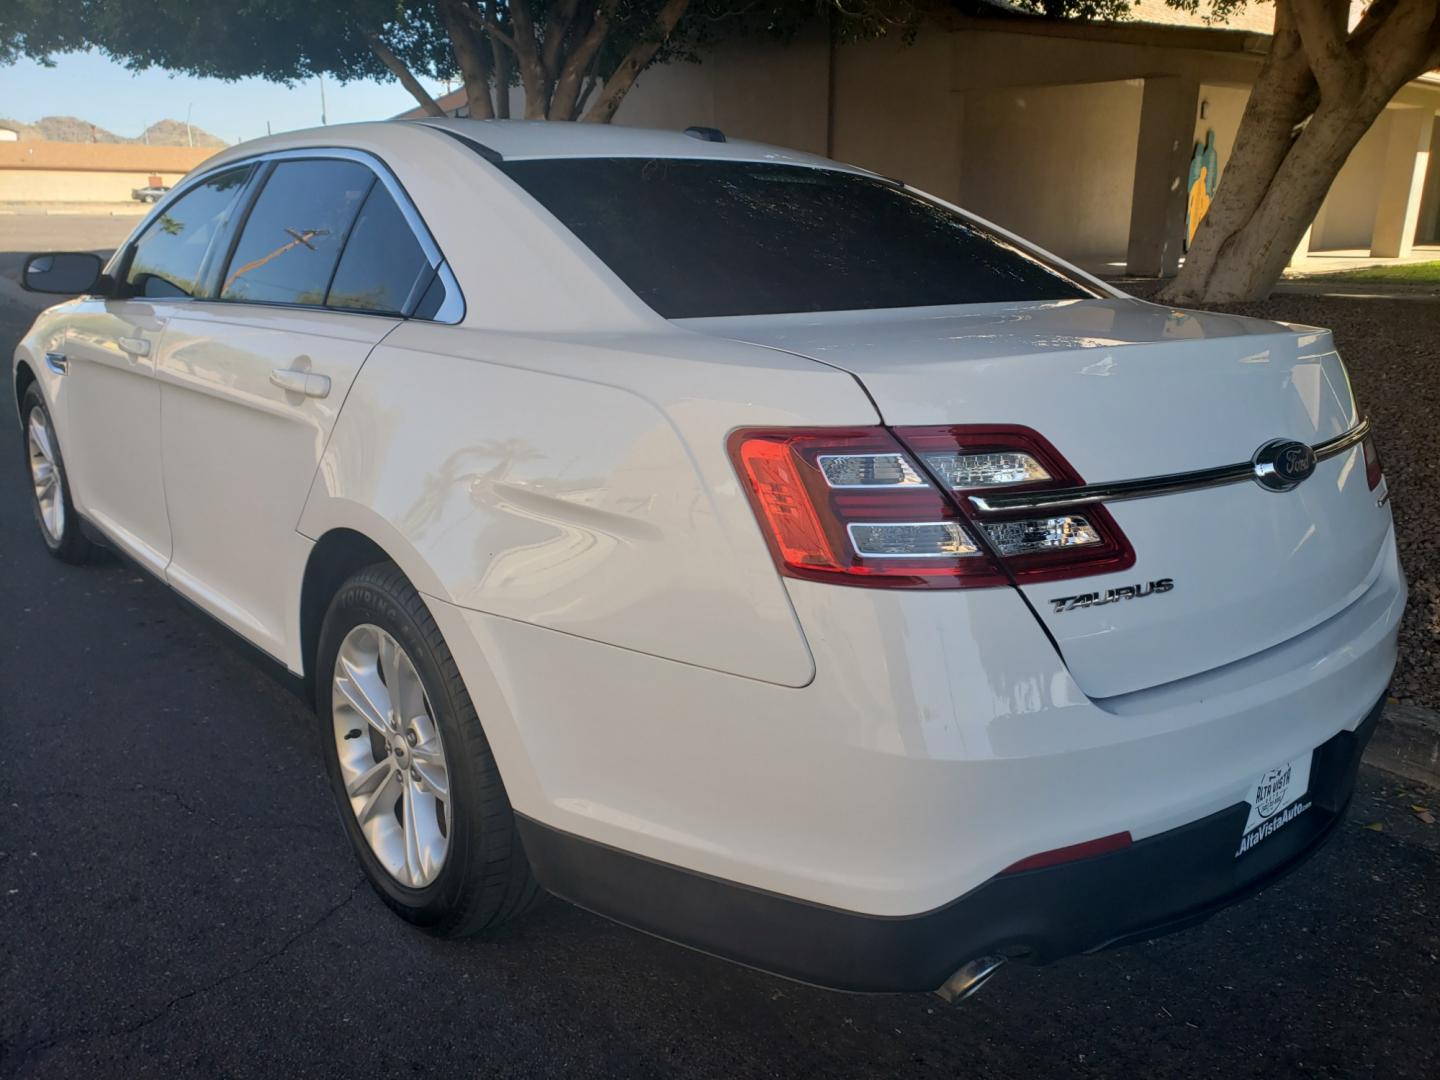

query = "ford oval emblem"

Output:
[[1252, 438, 1317, 492]]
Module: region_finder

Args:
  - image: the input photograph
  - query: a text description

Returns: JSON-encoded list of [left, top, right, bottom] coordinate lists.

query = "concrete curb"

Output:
[[1364, 702, 1440, 788]]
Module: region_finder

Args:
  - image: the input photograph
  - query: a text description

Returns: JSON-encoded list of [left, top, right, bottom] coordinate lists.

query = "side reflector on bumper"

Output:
[[1001, 831, 1134, 875]]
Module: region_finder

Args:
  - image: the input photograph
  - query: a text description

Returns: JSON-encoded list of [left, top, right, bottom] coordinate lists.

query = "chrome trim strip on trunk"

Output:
[[968, 417, 1372, 513]]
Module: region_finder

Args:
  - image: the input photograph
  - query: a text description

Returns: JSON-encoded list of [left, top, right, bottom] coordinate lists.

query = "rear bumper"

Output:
[[517, 694, 1381, 993]]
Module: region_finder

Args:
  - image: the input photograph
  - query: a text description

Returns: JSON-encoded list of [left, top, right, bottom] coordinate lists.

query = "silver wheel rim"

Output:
[[332, 624, 451, 888], [27, 406, 65, 542]]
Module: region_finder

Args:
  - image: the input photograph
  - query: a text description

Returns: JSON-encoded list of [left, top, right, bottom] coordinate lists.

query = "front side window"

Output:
[[124, 166, 254, 299], [324, 184, 432, 315], [498, 158, 1094, 319], [221, 159, 373, 305]]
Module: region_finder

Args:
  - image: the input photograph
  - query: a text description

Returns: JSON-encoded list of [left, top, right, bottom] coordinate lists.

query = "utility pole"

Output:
[[184, 103, 194, 147], [319, 75, 328, 126]]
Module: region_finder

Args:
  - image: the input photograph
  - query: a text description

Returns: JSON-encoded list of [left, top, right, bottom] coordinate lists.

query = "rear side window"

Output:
[[221, 159, 372, 305], [499, 158, 1093, 318], [325, 185, 432, 315], [124, 166, 254, 299]]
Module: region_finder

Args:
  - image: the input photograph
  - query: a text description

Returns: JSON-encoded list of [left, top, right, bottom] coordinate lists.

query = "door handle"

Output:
[[117, 336, 150, 358], [269, 368, 331, 399]]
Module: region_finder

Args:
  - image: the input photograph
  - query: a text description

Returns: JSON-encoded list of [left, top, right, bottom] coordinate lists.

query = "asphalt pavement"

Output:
[[1, 215, 1437, 1079]]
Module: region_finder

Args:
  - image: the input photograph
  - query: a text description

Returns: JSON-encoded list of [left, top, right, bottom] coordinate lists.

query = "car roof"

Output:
[[405, 118, 862, 170], [198, 119, 873, 177]]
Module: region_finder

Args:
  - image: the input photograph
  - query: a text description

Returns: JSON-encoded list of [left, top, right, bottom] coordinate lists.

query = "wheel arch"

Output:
[[295, 506, 454, 698], [13, 357, 37, 420]]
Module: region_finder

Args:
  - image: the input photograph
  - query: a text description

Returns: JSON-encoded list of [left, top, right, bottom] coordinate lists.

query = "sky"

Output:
[[0, 50, 452, 144]]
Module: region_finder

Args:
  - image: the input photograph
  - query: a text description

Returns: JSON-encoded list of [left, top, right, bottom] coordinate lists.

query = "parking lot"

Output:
[[1, 213, 1437, 1079]]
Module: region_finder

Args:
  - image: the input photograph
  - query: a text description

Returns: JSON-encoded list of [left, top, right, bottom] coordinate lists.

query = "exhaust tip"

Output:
[[934, 955, 1006, 1004]]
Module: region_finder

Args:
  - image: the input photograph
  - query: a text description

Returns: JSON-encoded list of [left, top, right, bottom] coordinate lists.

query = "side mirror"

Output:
[[21, 252, 107, 296]]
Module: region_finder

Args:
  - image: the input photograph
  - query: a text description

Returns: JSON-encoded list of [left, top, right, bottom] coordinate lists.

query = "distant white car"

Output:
[[130, 184, 170, 203], [14, 120, 1403, 998]]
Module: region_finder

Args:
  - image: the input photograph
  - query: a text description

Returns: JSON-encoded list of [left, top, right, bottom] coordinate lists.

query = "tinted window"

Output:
[[499, 159, 1093, 318], [325, 184, 432, 314], [124, 166, 254, 299], [221, 159, 373, 305]]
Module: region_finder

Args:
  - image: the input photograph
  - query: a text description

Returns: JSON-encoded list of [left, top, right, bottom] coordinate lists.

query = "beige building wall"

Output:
[[831, 34, 961, 199], [614, 31, 830, 156], [1193, 84, 1249, 176], [0, 168, 191, 202], [1312, 115, 1391, 251], [1413, 117, 1440, 244], [614, 22, 1261, 271], [612, 18, 1440, 271], [959, 80, 1142, 262]]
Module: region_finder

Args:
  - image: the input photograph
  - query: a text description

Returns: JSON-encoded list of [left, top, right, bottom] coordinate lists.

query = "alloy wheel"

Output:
[[27, 406, 65, 542], [331, 623, 451, 888]]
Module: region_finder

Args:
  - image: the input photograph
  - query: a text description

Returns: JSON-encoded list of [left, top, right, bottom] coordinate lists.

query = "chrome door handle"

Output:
[[269, 368, 331, 399], [44, 352, 69, 375], [117, 336, 150, 357]]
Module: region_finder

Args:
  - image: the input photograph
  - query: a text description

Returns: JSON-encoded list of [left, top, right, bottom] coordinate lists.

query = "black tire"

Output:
[[19, 383, 98, 564], [316, 561, 544, 935]]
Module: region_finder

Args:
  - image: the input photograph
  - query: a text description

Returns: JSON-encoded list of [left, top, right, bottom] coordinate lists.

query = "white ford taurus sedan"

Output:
[[14, 120, 1404, 998]]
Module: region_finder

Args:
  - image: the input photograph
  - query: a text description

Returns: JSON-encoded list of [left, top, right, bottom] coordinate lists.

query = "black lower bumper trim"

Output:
[[516, 695, 1382, 993]]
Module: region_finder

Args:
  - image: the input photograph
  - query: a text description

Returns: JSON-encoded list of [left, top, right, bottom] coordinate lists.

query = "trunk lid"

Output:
[[684, 298, 1391, 698]]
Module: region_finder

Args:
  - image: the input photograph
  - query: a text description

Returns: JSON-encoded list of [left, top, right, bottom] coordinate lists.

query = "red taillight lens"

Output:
[[1362, 436, 1384, 490], [729, 425, 1133, 589], [728, 428, 1006, 588]]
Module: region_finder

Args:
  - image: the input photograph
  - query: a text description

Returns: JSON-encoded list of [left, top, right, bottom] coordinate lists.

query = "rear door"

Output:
[[154, 154, 443, 663]]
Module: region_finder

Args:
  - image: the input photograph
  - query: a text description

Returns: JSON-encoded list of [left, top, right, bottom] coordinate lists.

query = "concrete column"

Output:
[[1126, 75, 1201, 278], [1370, 107, 1434, 258], [1290, 222, 1315, 267]]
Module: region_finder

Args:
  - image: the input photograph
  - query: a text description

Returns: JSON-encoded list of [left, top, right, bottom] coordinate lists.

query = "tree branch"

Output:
[[1350, 0, 1440, 97], [505, 0, 548, 117], [581, 0, 692, 123], [366, 32, 446, 116], [1290, 0, 1361, 100], [488, 0, 512, 117], [541, 0, 584, 84], [549, 0, 618, 120], [463, 8, 519, 54]]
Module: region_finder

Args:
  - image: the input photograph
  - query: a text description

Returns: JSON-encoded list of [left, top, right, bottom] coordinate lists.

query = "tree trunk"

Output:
[[1159, 0, 1440, 305], [1158, 2, 1315, 303], [504, 0, 550, 119], [1183, 103, 1382, 302], [488, 0, 512, 118], [437, 0, 495, 119], [550, 0, 615, 120]]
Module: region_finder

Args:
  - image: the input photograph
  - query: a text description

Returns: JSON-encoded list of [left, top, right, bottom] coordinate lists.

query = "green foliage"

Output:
[[0, 0, 1233, 87], [1311, 260, 1440, 284]]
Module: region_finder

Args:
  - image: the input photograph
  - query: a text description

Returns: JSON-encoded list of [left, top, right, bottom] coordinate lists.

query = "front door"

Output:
[[58, 163, 258, 573]]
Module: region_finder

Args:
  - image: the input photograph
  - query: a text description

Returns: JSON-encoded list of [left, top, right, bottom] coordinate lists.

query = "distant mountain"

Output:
[[137, 118, 228, 147], [0, 115, 227, 147]]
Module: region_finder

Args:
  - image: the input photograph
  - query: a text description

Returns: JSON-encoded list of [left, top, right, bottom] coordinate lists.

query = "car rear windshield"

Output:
[[497, 158, 1094, 318]]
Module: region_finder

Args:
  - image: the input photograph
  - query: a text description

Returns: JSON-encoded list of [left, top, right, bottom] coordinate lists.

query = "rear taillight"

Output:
[[729, 425, 1133, 589], [728, 429, 1006, 588], [1362, 436, 1384, 490]]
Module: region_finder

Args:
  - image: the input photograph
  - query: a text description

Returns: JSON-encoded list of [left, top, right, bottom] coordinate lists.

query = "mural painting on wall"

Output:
[[1186, 130, 1220, 249]]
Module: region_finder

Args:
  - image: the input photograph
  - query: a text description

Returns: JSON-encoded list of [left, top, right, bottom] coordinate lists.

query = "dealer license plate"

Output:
[[1235, 752, 1314, 858]]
